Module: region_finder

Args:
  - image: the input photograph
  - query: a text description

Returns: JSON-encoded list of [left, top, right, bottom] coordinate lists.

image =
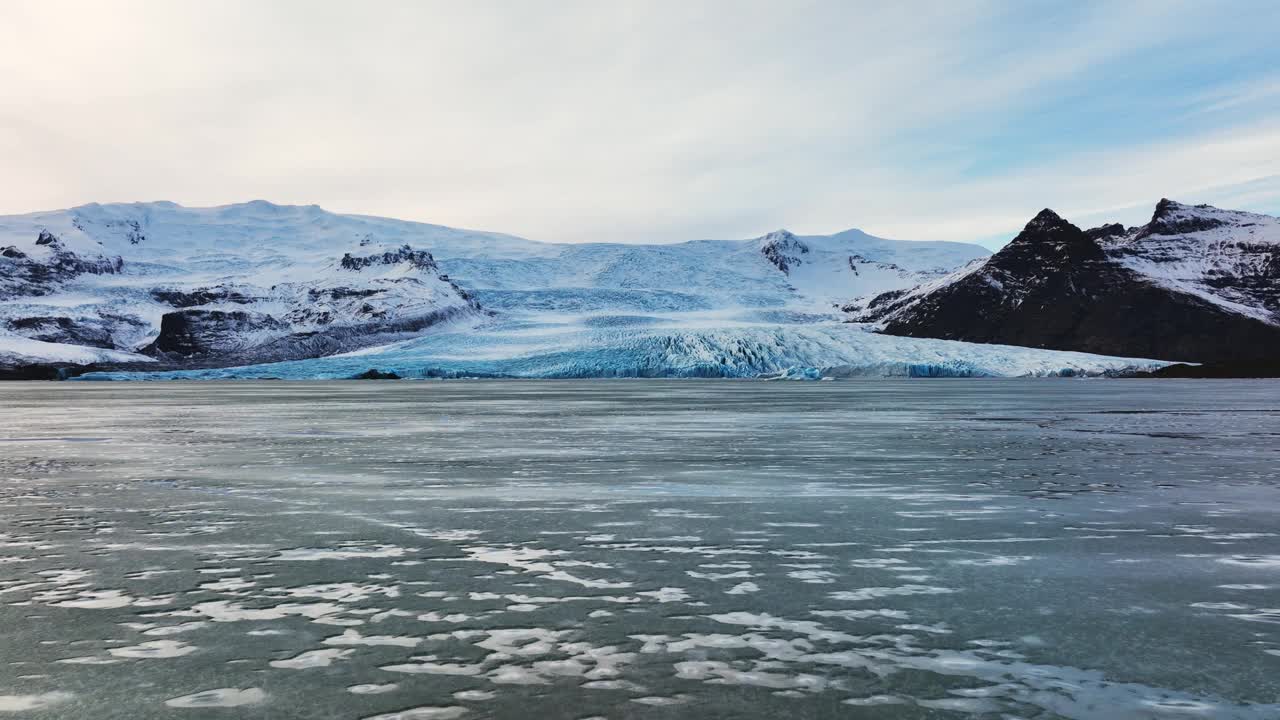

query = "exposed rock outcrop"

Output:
[[858, 201, 1280, 363]]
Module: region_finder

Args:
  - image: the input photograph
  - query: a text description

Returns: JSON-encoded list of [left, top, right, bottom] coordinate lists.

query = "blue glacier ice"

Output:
[[83, 311, 1167, 380]]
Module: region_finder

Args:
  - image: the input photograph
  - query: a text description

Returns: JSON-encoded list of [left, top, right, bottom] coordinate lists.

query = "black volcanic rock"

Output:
[[7, 316, 114, 348], [0, 236, 123, 300], [141, 303, 474, 366], [145, 310, 286, 357], [308, 287, 381, 301], [1085, 223, 1127, 241], [351, 368, 401, 380], [1128, 361, 1280, 378], [863, 205, 1280, 363], [341, 245, 439, 272], [1107, 200, 1280, 318], [151, 287, 256, 307], [1137, 198, 1225, 239], [0, 363, 67, 381]]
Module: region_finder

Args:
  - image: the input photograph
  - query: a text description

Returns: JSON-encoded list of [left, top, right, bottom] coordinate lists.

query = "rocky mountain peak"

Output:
[[759, 229, 809, 275], [860, 200, 1280, 365], [1140, 198, 1225, 238], [1085, 223, 1128, 241], [340, 244, 439, 272], [1026, 208, 1067, 229], [997, 209, 1104, 265], [1152, 198, 1190, 219]]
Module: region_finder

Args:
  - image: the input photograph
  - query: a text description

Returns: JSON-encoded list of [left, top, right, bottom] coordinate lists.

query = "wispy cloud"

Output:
[[1, 0, 1278, 246]]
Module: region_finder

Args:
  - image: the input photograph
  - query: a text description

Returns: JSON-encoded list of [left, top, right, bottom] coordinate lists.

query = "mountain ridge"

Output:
[[856, 199, 1280, 364], [9, 197, 1272, 378], [1, 200, 994, 375]]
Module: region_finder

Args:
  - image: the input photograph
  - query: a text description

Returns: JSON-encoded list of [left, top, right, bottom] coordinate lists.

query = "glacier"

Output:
[[82, 313, 1167, 380], [0, 200, 1171, 379]]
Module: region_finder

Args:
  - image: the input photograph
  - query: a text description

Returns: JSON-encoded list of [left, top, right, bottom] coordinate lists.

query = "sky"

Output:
[[3, 0, 1280, 249]]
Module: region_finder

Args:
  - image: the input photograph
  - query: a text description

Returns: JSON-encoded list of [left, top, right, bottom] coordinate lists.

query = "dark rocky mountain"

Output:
[[855, 201, 1280, 364]]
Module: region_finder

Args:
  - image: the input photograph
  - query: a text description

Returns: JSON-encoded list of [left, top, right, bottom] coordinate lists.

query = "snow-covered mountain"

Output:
[[1110, 199, 1280, 323], [0, 201, 488, 368], [431, 225, 984, 315], [856, 200, 1280, 364], [1, 199, 1172, 378]]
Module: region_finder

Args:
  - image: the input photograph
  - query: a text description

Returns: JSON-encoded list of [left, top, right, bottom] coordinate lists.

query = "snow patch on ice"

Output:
[[164, 688, 265, 708]]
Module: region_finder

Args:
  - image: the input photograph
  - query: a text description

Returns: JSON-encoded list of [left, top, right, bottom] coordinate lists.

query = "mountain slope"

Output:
[[1110, 199, 1280, 323], [1, 201, 490, 367], [1, 201, 991, 372], [857, 201, 1280, 363], [434, 226, 986, 313]]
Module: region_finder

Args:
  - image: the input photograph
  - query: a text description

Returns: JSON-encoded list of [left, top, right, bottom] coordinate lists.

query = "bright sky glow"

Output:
[[3, 0, 1279, 247]]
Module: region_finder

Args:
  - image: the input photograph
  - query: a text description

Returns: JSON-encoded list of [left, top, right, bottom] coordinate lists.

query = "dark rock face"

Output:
[[864, 208, 1280, 363], [340, 245, 439, 272], [145, 310, 286, 357], [845, 254, 906, 277], [6, 316, 119, 348], [143, 304, 472, 365], [151, 287, 256, 307], [0, 362, 126, 381], [0, 363, 66, 381], [1085, 223, 1127, 241], [1197, 248, 1280, 315], [307, 287, 381, 301], [1128, 361, 1280, 378], [123, 219, 145, 245], [132, 247, 482, 366], [0, 232, 123, 300], [844, 287, 909, 315], [1105, 201, 1280, 319], [1136, 198, 1225, 239], [351, 368, 401, 380]]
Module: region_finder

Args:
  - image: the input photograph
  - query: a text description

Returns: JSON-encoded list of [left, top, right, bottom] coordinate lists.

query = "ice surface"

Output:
[[107, 640, 197, 659], [0, 692, 74, 712], [270, 648, 354, 669], [2, 380, 1279, 719], [162, 688, 265, 708]]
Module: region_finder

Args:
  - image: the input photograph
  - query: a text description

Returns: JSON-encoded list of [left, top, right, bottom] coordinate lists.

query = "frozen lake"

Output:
[[1, 380, 1279, 719]]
